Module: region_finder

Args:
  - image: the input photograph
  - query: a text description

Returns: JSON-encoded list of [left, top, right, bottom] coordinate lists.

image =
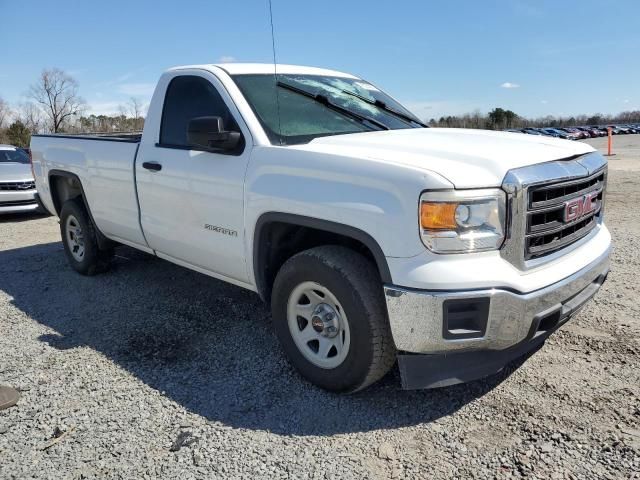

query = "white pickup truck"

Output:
[[31, 63, 611, 392]]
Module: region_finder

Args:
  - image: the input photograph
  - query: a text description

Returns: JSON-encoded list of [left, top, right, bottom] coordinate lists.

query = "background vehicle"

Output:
[[559, 127, 587, 139], [576, 127, 601, 138], [0, 144, 42, 214], [537, 129, 559, 137], [596, 125, 617, 134], [509, 124, 638, 139], [542, 128, 573, 139], [30, 63, 611, 392], [539, 128, 559, 137]]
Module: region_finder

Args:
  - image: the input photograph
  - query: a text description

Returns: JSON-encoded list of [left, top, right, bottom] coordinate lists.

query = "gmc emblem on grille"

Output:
[[563, 192, 598, 222]]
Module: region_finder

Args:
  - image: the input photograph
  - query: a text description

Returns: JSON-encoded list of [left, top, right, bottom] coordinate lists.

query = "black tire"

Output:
[[59, 198, 112, 276], [271, 245, 396, 393]]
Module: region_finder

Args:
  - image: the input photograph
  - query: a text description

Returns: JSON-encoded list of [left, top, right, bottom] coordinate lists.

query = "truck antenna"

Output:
[[268, 0, 283, 144]]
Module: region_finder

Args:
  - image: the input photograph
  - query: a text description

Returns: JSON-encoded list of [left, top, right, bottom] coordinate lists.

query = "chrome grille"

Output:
[[0, 199, 37, 207], [0, 181, 36, 191], [525, 170, 605, 260], [501, 151, 608, 270]]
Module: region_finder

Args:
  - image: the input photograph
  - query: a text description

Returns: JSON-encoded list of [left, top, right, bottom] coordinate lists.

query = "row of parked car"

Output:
[[506, 124, 640, 140]]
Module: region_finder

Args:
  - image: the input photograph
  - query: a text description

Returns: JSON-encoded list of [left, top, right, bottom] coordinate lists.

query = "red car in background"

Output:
[[577, 127, 604, 138], [559, 127, 587, 139]]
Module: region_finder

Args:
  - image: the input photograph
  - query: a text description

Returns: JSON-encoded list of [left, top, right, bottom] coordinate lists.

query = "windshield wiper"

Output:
[[276, 81, 389, 131], [340, 89, 428, 128]]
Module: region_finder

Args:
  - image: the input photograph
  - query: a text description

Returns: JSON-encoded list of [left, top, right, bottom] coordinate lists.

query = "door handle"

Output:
[[142, 162, 162, 172]]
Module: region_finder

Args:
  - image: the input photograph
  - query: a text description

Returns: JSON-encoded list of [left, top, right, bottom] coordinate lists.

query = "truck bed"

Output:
[[31, 132, 147, 249]]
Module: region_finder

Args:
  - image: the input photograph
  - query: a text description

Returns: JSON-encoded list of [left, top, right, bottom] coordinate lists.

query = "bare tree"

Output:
[[27, 68, 86, 133], [15, 102, 44, 134], [0, 97, 11, 130], [127, 97, 145, 130], [115, 97, 145, 132], [127, 97, 143, 119]]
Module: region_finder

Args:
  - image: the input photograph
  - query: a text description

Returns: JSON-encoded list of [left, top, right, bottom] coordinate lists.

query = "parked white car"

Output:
[[30, 63, 611, 392], [0, 144, 42, 214]]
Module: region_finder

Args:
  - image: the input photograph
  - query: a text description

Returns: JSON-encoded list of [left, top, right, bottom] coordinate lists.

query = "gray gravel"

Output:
[[1, 137, 639, 479]]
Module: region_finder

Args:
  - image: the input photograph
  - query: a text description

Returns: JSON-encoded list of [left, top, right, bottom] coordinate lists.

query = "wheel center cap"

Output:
[[311, 303, 340, 338], [311, 316, 325, 332]]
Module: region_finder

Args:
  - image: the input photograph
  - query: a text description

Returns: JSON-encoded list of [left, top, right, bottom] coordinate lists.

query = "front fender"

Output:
[[244, 146, 453, 285]]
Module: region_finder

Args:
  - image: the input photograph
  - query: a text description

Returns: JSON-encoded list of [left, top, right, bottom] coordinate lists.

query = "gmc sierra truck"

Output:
[[31, 63, 611, 392]]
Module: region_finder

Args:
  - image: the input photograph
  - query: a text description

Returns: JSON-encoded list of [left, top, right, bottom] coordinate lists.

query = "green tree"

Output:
[[586, 114, 603, 126], [503, 109, 518, 128], [5, 121, 31, 147], [487, 107, 519, 129], [487, 107, 506, 129]]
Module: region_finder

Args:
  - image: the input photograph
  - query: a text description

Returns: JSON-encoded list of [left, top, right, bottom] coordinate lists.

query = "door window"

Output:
[[159, 75, 240, 148]]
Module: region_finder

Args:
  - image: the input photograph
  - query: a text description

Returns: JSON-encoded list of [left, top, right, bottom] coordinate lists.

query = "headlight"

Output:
[[419, 189, 506, 253]]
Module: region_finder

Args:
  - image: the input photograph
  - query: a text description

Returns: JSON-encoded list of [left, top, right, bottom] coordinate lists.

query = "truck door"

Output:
[[135, 72, 252, 285]]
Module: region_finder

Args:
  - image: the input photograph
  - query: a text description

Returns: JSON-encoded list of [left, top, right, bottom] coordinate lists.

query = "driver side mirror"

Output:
[[187, 116, 242, 152]]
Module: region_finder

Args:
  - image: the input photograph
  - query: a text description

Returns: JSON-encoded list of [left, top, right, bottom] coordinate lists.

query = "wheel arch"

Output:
[[48, 169, 114, 250], [48, 170, 85, 216], [253, 212, 392, 302]]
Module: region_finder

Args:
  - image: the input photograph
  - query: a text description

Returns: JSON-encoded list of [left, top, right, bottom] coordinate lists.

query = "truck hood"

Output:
[[297, 128, 595, 188], [0, 162, 34, 182]]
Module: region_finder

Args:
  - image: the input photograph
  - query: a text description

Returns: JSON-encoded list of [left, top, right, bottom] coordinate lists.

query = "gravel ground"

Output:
[[1, 136, 639, 479]]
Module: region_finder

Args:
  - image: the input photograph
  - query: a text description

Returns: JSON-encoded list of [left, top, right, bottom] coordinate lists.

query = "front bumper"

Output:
[[384, 248, 609, 389], [0, 188, 40, 214], [384, 248, 610, 354]]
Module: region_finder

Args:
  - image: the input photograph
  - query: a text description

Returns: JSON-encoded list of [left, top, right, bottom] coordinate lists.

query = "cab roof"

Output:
[[168, 63, 358, 79]]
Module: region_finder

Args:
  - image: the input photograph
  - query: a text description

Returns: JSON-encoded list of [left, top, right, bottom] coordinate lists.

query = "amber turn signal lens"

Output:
[[420, 202, 458, 230]]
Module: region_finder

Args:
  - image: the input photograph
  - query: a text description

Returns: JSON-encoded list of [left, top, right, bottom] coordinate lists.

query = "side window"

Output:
[[159, 75, 240, 147]]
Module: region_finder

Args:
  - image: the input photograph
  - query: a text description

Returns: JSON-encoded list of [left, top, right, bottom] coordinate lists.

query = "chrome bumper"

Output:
[[384, 248, 610, 354], [0, 189, 39, 214]]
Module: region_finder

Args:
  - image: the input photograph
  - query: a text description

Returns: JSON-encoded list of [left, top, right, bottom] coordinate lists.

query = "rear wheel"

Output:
[[60, 198, 112, 275], [271, 246, 396, 393]]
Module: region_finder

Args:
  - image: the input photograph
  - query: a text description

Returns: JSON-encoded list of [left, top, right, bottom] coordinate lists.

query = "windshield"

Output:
[[0, 149, 30, 164], [232, 74, 424, 145]]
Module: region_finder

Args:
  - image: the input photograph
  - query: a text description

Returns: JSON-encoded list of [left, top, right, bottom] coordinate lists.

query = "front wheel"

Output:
[[271, 246, 396, 393]]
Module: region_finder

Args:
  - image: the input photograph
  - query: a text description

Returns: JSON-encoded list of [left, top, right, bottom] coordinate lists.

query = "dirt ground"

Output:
[[0, 136, 638, 479]]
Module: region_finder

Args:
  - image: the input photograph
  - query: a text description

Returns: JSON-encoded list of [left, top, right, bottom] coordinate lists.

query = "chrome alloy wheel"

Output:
[[287, 281, 351, 369], [65, 214, 86, 262]]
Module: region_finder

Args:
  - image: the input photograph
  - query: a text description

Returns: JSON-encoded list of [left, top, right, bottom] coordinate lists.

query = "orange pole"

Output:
[[607, 127, 612, 156]]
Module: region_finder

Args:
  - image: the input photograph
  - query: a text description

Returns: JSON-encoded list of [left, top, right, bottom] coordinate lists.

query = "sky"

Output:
[[1, 0, 638, 120]]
